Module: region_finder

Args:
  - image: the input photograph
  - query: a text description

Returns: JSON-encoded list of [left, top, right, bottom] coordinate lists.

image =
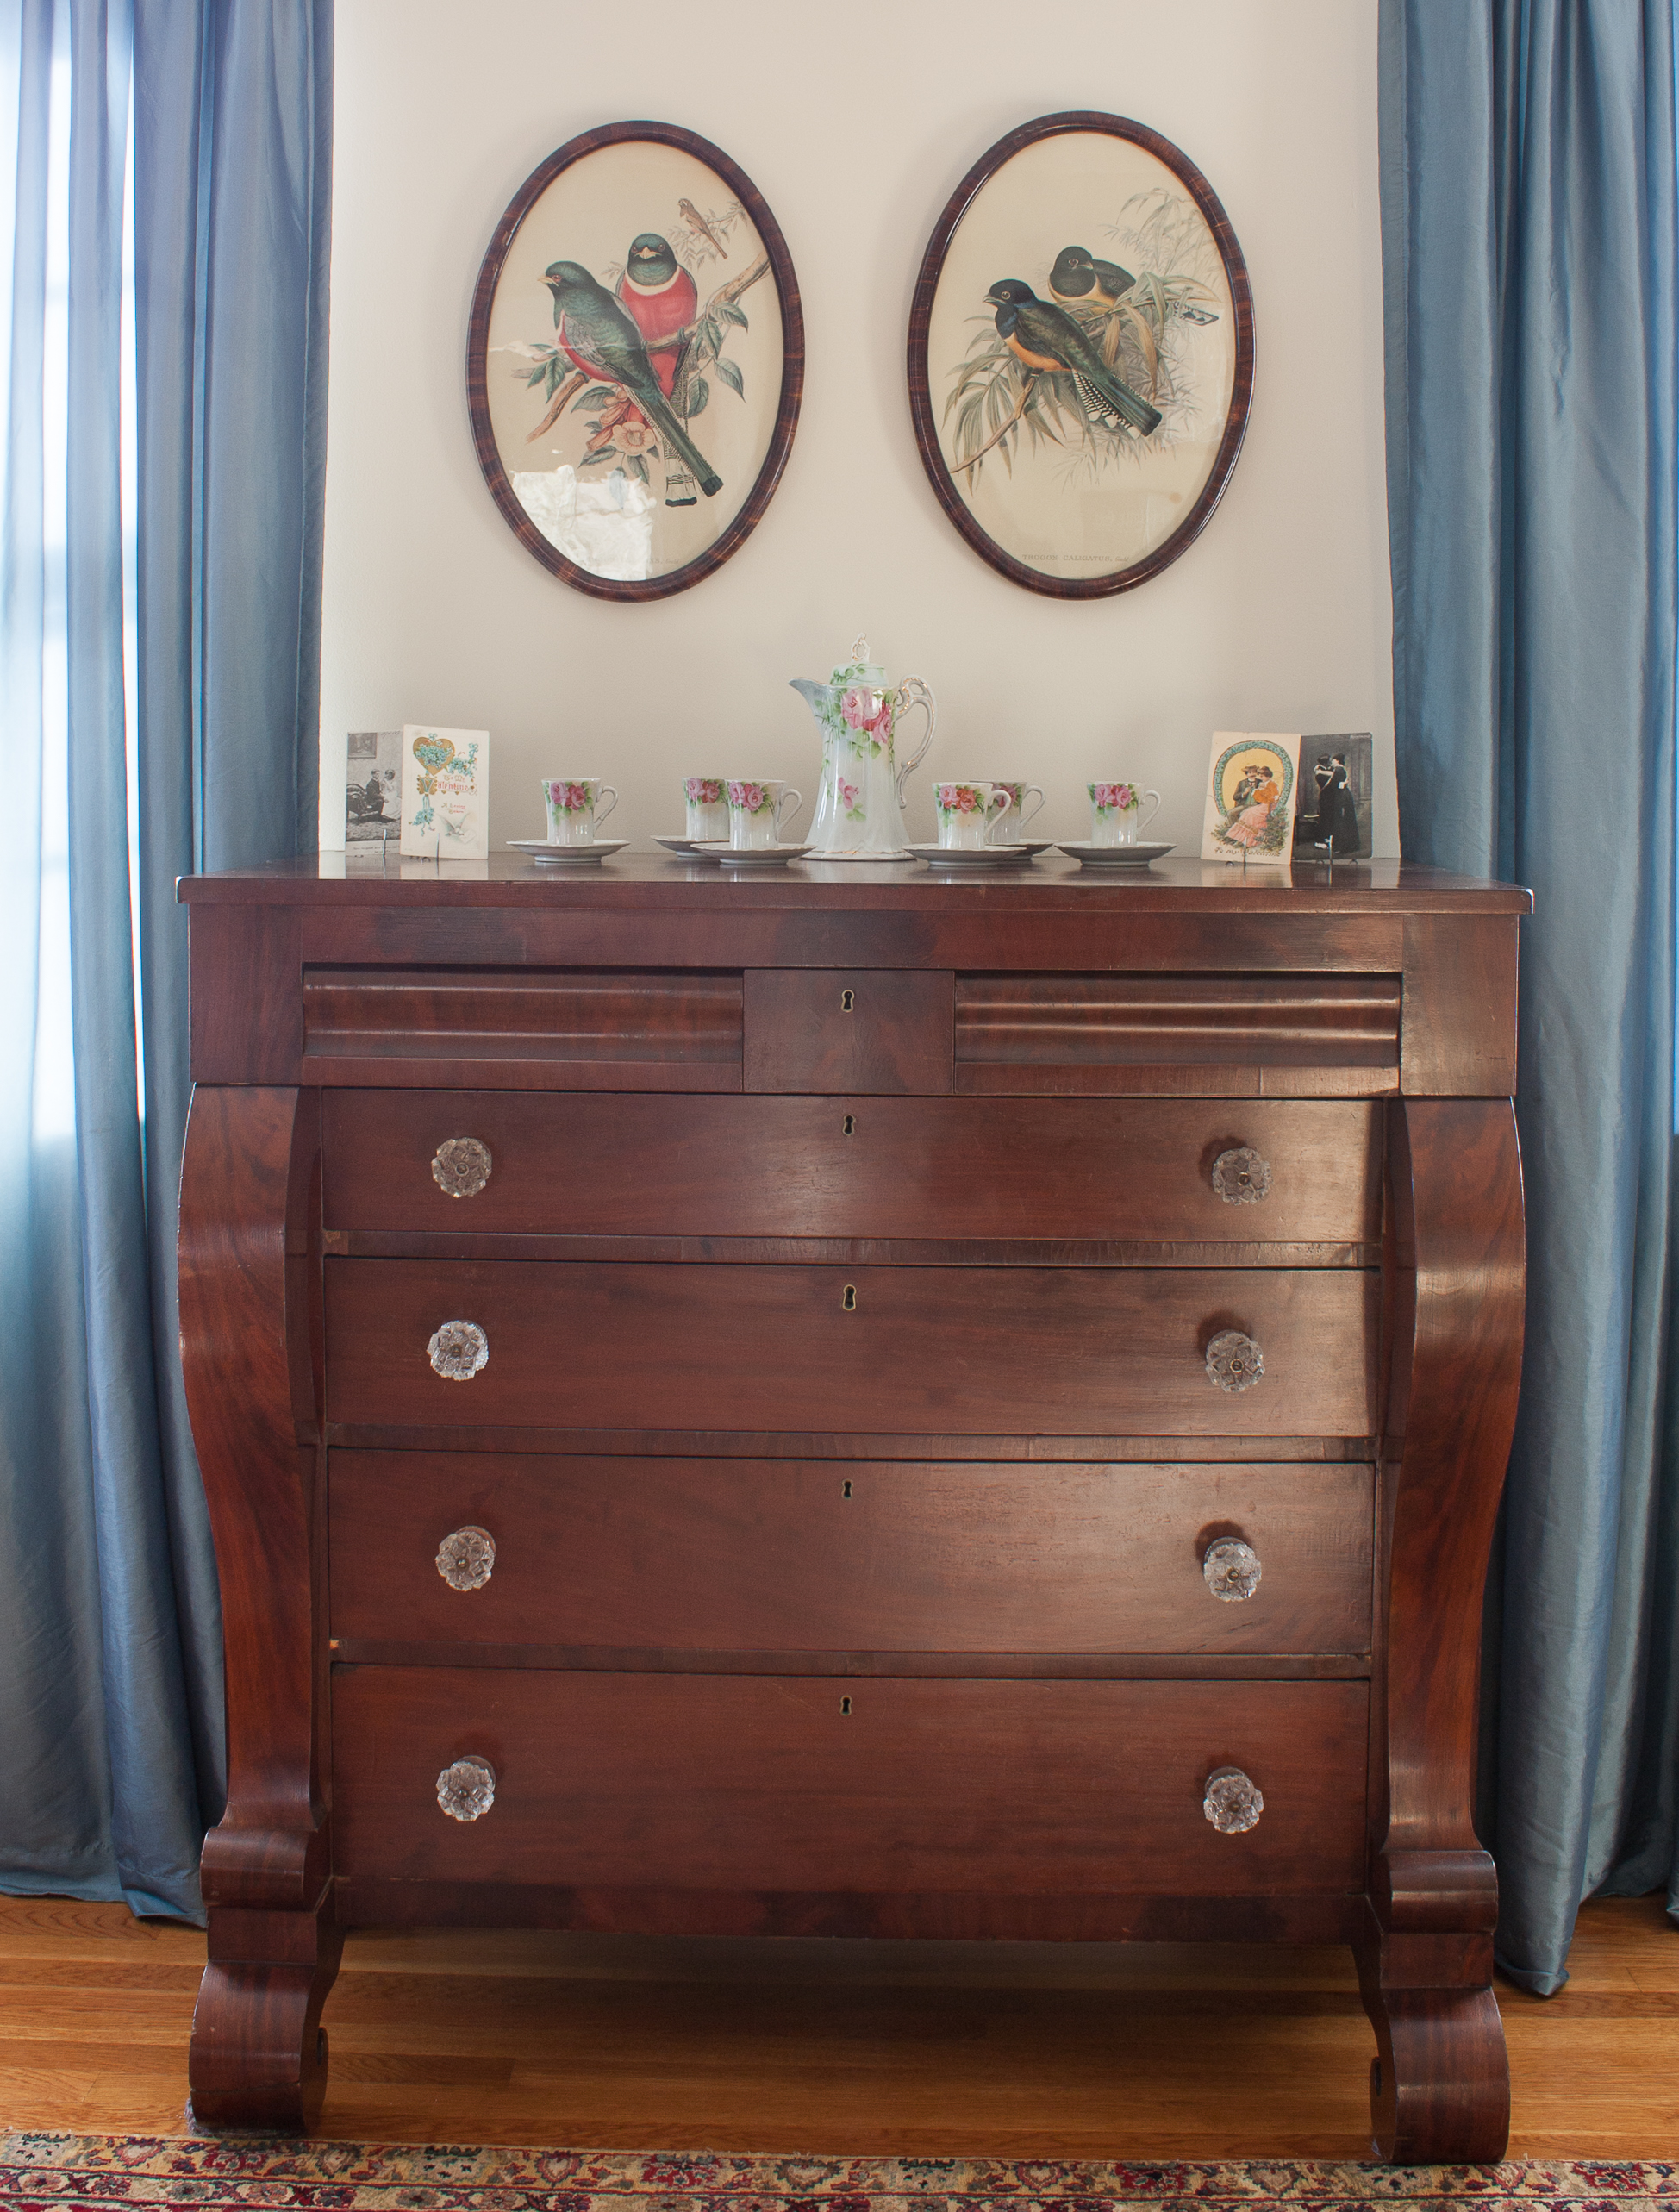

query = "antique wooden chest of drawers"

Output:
[[176, 854, 1527, 2159]]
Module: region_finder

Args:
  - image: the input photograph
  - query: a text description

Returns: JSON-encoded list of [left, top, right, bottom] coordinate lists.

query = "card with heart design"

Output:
[[400, 724, 490, 857]]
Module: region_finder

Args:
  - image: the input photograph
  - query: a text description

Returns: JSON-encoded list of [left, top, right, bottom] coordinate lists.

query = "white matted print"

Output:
[[1201, 732, 1301, 863], [400, 726, 490, 859]]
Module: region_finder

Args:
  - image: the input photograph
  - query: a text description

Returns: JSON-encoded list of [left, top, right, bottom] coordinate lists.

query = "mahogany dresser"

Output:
[[176, 853, 1527, 2159]]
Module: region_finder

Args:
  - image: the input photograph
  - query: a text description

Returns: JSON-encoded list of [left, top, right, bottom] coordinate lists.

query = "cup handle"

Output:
[[1017, 784, 1045, 833], [595, 784, 621, 828], [775, 786, 804, 840], [1138, 788, 1162, 835], [986, 788, 1014, 842]]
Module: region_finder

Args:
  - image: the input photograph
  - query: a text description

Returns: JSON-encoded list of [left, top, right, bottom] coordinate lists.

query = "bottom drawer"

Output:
[[332, 1669, 1368, 1896]]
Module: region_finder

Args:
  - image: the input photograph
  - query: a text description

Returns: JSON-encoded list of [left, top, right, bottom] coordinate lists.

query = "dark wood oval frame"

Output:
[[466, 120, 804, 603], [907, 110, 1255, 600]]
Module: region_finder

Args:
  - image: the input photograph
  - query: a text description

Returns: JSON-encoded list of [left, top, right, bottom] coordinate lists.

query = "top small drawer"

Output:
[[744, 970, 954, 1094]]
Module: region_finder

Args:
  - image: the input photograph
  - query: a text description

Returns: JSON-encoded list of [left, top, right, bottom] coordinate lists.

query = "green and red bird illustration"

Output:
[[1047, 244, 1136, 310], [616, 233, 697, 398], [543, 259, 722, 497], [984, 278, 1162, 438]]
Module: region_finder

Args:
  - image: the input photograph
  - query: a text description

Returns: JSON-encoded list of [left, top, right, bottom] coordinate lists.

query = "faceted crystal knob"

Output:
[[428, 1319, 488, 1381], [1211, 1147, 1272, 1204], [1203, 1765, 1264, 1834], [435, 1525, 496, 1590], [432, 1136, 492, 1198], [1205, 1329, 1264, 1393], [436, 1755, 496, 1821], [1203, 1537, 1263, 1602]]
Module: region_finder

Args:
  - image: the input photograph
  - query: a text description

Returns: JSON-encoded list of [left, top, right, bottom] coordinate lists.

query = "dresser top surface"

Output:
[[179, 852, 1531, 915]]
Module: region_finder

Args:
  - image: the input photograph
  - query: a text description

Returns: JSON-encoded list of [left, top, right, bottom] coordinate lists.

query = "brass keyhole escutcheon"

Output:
[[840, 988, 855, 1011], [842, 1284, 858, 1310], [843, 1114, 856, 1136]]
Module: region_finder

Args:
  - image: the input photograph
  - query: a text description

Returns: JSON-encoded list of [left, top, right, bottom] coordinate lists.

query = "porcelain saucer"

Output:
[[909, 841, 1044, 866], [690, 840, 813, 867], [506, 839, 628, 864], [1054, 840, 1176, 868], [653, 834, 707, 856]]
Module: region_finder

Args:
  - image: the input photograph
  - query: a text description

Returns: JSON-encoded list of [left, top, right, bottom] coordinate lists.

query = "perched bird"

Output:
[[1047, 244, 1135, 310], [984, 279, 1162, 438], [677, 197, 729, 259], [543, 259, 722, 497], [616, 232, 697, 398]]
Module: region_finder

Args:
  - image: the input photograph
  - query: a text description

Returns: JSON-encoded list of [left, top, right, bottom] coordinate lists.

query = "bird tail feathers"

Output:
[[1075, 369, 1161, 439]]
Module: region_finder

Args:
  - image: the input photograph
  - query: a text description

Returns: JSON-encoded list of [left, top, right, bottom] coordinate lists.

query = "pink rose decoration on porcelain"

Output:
[[841, 688, 893, 745], [727, 779, 771, 815], [546, 779, 591, 813], [1090, 781, 1138, 814], [683, 778, 723, 805]]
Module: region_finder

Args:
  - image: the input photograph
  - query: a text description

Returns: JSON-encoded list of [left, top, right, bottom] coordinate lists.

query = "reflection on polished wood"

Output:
[[0, 1892, 1673, 2159]]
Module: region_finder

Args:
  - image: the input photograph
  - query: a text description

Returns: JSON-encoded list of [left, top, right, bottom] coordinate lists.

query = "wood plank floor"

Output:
[[0, 1893, 1673, 2159]]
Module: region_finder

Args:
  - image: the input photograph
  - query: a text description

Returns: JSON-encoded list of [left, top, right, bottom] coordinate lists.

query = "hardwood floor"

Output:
[[0, 1893, 1672, 2159]]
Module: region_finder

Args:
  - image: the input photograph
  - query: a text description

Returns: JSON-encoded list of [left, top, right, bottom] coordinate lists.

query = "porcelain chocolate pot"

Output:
[[791, 636, 937, 861]]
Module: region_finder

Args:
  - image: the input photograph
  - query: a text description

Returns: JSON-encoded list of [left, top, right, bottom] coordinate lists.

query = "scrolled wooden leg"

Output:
[[1357, 1922, 1510, 2162], [188, 1903, 343, 2133]]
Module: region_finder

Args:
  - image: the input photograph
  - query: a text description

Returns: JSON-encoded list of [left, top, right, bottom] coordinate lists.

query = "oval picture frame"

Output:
[[467, 121, 803, 602], [908, 110, 1254, 599]]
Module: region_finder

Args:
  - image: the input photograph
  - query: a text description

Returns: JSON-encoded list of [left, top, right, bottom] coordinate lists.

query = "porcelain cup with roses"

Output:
[[542, 777, 619, 846], [727, 778, 803, 850], [1089, 780, 1162, 847], [934, 781, 1014, 849], [983, 779, 1045, 841], [683, 778, 729, 840]]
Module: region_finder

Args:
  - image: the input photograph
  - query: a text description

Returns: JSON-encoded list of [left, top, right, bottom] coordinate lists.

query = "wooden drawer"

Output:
[[321, 1092, 1383, 1247], [956, 972, 1402, 1097], [743, 970, 954, 1093], [329, 1453, 1375, 1655], [301, 967, 745, 1091], [331, 1669, 1370, 1894], [323, 1259, 1377, 1437]]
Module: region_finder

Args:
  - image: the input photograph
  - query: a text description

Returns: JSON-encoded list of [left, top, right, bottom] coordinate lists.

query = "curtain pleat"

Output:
[[1380, 0, 1679, 1992], [1, 0, 331, 1923]]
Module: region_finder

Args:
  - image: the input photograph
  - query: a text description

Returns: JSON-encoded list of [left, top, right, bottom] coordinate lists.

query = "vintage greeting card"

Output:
[[400, 726, 490, 859], [1200, 731, 1301, 863]]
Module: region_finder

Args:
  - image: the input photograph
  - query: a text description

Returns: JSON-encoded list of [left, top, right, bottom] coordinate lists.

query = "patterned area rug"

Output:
[[0, 2139, 1675, 2212]]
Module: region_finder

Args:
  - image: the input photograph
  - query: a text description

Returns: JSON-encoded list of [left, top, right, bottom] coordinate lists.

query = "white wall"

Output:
[[319, 0, 1395, 858]]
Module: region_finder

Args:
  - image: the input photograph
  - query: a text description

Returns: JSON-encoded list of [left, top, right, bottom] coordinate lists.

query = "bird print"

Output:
[[616, 233, 698, 398], [984, 279, 1162, 438], [1047, 244, 1136, 311], [543, 259, 722, 498], [677, 197, 729, 259]]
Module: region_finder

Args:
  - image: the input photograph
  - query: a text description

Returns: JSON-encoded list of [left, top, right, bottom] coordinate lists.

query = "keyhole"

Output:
[[841, 1284, 858, 1311], [842, 1479, 853, 1498], [840, 988, 855, 1012], [842, 1114, 856, 1136], [840, 1696, 852, 1715]]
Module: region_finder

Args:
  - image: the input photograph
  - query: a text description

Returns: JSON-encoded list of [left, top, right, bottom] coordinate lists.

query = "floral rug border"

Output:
[[0, 2136, 1675, 2209]]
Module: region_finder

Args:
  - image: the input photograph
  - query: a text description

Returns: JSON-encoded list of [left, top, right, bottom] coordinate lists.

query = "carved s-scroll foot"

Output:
[[188, 1907, 343, 2133], [1356, 1917, 1510, 2162]]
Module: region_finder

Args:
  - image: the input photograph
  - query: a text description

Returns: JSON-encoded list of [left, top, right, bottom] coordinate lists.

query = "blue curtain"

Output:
[[0, 0, 330, 1923], [1381, 0, 1679, 1993]]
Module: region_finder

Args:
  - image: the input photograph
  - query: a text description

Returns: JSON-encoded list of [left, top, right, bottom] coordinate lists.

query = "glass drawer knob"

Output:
[[433, 1137, 492, 1198], [436, 1755, 496, 1822], [1205, 1328, 1264, 1393], [428, 1319, 488, 1381], [1203, 1537, 1263, 1601], [436, 1525, 496, 1590], [1203, 1765, 1264, 1834], [1211, 1147, 1272, 1204]]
